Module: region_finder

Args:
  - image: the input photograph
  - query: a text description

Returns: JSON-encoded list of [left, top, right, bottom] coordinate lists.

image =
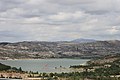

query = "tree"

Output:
[[18, 67, 22, 72]]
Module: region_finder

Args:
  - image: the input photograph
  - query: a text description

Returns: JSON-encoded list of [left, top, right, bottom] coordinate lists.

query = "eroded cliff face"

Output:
[[0, 40, 120, 59]]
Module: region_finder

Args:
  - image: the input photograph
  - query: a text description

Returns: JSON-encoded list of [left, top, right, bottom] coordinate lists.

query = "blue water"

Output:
[[0, 59, 89, 73]]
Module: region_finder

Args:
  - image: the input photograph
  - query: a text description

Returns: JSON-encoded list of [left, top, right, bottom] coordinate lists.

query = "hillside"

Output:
[[71, 38, 96, 43], [0, 40, 120, 59]]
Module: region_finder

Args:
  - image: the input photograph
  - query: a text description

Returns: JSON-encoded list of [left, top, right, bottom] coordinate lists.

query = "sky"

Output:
[[0, 0, 120, 42]]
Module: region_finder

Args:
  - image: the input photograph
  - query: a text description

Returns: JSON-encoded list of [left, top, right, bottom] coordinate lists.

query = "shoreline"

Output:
[[0, 58, 91, 60]]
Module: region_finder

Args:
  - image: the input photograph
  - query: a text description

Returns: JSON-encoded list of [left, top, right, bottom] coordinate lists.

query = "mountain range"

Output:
[[0, 39, 120, 59], [71, 38, 96, 43]]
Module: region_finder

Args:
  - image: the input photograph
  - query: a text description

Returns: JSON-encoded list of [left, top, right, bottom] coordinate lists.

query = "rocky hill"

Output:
[[0, 40, 120, 59], [71, 38, 96, 43]]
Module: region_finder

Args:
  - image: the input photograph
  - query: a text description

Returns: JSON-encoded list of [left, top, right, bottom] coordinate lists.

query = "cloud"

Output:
[[0, 0, 120, 42], [48, 11, 87, 21], [106, 26, 119, 34], [48, 0, 95, 5], [23, 17, 45, 23], [0, 8, 26, 18]]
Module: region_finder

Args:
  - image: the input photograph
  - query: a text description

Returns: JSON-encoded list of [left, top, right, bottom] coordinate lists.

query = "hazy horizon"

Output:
[[0, 0, 120, 42], [0, 38, 119, 43]]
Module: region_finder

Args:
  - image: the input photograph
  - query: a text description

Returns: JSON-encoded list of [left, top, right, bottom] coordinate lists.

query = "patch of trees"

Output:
[[0, 63, 23, 72], [0, 63, 11, 71]]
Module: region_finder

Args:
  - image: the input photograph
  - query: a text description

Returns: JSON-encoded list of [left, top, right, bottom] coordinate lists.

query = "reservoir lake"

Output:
[[0, 59, 89, 73]]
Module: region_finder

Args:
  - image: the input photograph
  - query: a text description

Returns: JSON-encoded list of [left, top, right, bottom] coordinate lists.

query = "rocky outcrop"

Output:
[[0, 40, 120, 59]]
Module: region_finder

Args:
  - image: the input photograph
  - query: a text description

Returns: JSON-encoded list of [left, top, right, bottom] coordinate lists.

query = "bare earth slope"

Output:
[[0, 40, 120, 59]]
